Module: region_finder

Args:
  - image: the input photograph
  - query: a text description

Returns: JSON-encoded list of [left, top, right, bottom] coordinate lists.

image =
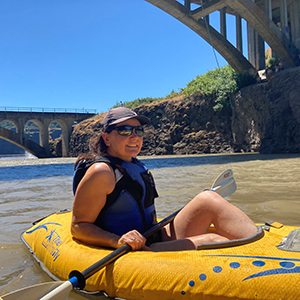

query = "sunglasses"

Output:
[[110, 125, 144, 137]]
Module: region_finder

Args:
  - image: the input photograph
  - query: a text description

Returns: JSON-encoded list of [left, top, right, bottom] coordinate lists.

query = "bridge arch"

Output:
[[0, 119, 18, 133], [0, 110, 96, 158], [146, 0, 256, 74], [146, 0, 299, 73], [25, 118, 47, 147]]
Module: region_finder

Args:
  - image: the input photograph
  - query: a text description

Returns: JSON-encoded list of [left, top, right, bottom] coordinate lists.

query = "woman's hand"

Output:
[[117, 230, 150, 251]]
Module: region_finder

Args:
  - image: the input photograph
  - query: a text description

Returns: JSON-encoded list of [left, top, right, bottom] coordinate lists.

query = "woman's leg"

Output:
[[150, 191, 257, 251]]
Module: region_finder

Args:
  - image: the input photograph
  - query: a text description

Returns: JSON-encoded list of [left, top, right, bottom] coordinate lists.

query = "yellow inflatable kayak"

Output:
[[21, 210, 300, 300]]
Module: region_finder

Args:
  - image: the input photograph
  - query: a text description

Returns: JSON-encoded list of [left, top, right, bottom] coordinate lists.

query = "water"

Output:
[[0, 153, 299, 299]]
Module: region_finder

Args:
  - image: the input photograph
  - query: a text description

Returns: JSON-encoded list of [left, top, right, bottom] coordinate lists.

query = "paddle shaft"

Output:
[[69, 207, 181, 288]]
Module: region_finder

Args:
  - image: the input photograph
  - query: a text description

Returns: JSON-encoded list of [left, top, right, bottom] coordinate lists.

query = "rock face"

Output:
[[69, 95, 235, 157], [232, 66, 300, 153], [69, 67, 300, 157], [49, 136, 62, 157], [136, 94, 235, 155]]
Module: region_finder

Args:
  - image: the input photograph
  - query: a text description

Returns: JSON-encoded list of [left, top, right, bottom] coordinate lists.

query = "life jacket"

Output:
[[73, 156, 159, 236]]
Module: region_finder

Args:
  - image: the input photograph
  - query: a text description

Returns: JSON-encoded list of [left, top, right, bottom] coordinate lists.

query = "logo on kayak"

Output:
[[26, 222, 62, 262], [42, 228, 62, 262], [25, 222, 61, 234]]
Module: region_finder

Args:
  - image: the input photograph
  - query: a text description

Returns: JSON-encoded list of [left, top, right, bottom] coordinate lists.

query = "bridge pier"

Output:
[[265, 0, 272, 20], [290, 1, 300, 49], [220, 7, 227, 38], [236, 14, 243, 53], [248, 24, 265, 70], [280, 0, 289, 38], [52, 118, 75, 157], [40, 119, 50, 156], [17, 118, 25, 145]]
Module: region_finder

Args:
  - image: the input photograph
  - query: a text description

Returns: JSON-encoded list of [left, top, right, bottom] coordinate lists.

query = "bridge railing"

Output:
[[0, 107, 97, 114]]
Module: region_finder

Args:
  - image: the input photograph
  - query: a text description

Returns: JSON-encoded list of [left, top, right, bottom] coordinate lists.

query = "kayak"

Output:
[[21, 210, 300, 300]]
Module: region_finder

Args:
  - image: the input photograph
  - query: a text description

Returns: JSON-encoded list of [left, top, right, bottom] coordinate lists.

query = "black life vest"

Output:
[[73, 156, 159, 235]]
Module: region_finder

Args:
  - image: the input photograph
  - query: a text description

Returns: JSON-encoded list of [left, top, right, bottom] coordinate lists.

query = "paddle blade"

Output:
[[211, 169, 237, 198], [0, 281, 71, 300]]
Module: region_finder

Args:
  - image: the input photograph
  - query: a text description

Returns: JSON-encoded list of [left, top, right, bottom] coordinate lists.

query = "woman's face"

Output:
[[102, 118, 143, 162]]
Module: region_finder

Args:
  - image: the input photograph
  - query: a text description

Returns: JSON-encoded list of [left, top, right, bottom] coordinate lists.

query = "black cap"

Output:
[[102, 107, 150, 132]]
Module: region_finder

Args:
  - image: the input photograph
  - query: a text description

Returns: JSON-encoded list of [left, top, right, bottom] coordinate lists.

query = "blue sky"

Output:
[[0, 1, 249, 114]]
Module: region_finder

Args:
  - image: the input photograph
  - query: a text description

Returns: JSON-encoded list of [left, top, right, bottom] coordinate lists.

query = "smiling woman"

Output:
[[70, 107, 257, 252]]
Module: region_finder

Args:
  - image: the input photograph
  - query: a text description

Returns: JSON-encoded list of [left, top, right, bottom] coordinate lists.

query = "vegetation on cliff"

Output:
[[113, 65, 256, 111]]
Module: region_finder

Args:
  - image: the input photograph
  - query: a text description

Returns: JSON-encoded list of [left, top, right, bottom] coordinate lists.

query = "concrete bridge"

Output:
[[146, 0, 300, 73], [0, 108, 96, 158]]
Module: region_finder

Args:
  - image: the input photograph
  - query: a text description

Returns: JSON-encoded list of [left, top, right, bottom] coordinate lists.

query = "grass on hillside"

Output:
[[113, 65, 256, 111]]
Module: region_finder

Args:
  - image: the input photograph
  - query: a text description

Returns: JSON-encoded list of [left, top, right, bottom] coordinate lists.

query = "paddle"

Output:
[[1, 169, 236, 300], [211, 169, 236, 198]]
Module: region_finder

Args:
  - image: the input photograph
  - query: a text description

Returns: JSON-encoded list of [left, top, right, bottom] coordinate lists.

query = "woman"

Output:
[[71, 107, 257, 251]]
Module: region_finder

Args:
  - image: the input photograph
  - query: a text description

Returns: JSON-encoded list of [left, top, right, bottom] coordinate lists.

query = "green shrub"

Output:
[[181, 65, 238, 111], [112, 65, 256, 111], [266, 57, 277, 69]]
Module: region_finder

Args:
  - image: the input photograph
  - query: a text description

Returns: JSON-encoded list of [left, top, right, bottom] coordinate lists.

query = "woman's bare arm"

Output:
[[71, 162, 147, 250]]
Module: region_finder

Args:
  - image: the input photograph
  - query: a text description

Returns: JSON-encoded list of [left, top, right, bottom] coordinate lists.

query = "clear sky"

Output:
[[0, 0, 248, 114]]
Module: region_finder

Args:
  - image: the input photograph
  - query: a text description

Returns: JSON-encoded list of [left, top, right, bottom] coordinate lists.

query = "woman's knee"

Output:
[[193, 190, 214, 204], [193, 190, 225, 210]]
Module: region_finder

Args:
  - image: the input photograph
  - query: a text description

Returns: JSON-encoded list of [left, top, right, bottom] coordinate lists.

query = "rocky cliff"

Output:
[[232, 66, 300, 153], [68, 66, 300, 157]]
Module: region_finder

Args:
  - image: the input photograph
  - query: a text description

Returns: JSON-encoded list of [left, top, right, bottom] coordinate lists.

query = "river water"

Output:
[[0, 153, 299, 299]]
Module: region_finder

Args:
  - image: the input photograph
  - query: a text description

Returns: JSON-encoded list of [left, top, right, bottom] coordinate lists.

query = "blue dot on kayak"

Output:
[[189, 280, 195, 287], [181, 290, 186, 295], [229, 262, 240, 269], [280, 262, 295, 269], [199, 274, 207, 281], [213, 266, 222, 273], [252, 261, 265, 267]]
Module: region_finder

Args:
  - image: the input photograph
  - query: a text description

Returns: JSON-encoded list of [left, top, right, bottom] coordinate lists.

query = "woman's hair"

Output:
[[89, 134, 108, 156], [74, 133, 108, 169]]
